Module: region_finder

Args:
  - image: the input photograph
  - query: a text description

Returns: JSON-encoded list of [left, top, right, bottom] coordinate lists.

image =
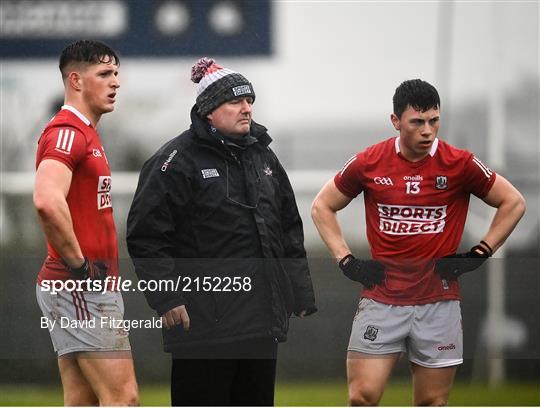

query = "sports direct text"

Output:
[[378, 204, 447, 235], [40, 275, 252, 295]]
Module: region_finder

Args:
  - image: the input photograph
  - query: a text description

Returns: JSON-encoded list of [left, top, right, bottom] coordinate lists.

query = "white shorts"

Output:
[[348, 298, 463, 368], [36, 285, 131, 357]]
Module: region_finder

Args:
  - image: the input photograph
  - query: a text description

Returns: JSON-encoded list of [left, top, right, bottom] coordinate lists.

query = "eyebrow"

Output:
[[96, 66, 118, 74], [410, 116, 439, 121]]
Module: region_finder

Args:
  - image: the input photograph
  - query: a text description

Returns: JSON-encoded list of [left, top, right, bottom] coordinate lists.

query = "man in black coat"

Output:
[[127, 57, 317, 406]]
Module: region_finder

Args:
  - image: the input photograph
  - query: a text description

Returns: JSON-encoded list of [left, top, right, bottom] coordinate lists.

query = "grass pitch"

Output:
[[0, 381, 538, 406]]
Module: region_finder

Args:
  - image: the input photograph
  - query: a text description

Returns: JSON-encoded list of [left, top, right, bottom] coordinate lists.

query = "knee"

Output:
[[123, 388, 140, 407], [120, 384, 139, 406], [348, 389, 381, 406], [101, 384, 139, 406]]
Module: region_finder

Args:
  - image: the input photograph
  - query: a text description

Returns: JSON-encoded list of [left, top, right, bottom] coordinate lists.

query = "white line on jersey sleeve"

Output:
[[66, 130, 75, 152], [472, 157, 493, 178], [56, 129, 63, 148], [61, 131, 69, 150], [340, 156, 357, 176]]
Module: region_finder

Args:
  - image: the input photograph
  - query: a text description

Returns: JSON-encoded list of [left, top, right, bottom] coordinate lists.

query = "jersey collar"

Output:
[[394, 136, 439, 157], [61, 105, 91, 127]]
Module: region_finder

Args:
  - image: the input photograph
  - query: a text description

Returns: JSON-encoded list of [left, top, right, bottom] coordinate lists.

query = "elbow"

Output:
[[311, 197, 337, 225], [502, 190, 526, 222], [515, 192, 526, 218], [311, 198, 322, 223], [33, 193, 55, 220]]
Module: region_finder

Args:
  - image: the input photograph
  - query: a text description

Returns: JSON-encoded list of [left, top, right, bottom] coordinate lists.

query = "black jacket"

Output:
[[127, 106, 316, 352]]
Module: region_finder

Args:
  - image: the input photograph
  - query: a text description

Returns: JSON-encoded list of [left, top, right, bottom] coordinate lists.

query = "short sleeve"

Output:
[[37, 126, 87, 170], [463, 154, 497, 198], [334, 153, 364, 198]]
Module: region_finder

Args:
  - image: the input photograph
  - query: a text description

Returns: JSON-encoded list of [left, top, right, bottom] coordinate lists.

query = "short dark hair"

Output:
[[59, 40, 119, 80], [393, 79, 440, 118]]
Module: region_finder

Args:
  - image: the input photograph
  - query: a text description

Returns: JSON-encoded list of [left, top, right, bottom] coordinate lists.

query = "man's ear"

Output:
[[67, 71, 82, 92], [390, 113, 400, 131]]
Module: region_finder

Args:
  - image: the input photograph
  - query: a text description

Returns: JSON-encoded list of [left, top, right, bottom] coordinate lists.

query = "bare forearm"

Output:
[[312, 179, 356, 261], [36, 197, 84, 267], [482, 197, 526, 253], [312, 206, 351, 261]]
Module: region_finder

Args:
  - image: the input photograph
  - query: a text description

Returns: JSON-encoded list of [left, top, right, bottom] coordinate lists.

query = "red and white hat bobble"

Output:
[[191, 57, 235, 97]]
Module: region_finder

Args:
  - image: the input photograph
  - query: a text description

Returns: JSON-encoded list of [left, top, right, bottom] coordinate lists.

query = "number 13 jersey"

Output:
[[334, 137, 496, 305]]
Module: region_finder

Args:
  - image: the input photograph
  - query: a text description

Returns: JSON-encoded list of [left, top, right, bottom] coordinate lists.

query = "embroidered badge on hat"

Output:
[[232, 84, 252, 96]]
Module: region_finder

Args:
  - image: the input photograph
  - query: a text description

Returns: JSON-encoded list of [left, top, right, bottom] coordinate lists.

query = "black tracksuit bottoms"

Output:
[[170, 339, 278, 406]]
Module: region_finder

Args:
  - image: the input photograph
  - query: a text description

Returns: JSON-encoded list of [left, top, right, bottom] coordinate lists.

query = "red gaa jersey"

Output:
[[35, 105, 118, 283], [334, 137, 496, 305]]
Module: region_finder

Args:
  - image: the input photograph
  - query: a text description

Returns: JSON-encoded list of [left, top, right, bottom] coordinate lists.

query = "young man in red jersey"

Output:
[[33, 40, 138, 405], [311, 79, 525, 406]]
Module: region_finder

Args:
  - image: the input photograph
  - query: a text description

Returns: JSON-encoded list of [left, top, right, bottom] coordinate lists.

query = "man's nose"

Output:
[[112, 76, 120, 89], [240, 99, 252, 113], [421, 123, 432, 136]]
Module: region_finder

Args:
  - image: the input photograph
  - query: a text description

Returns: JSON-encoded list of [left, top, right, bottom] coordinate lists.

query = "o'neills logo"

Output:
[[403, 175, 423, 181], [161, 149, 178, 172], [438, 343, 456, 351], [378, 204, 447, 235]]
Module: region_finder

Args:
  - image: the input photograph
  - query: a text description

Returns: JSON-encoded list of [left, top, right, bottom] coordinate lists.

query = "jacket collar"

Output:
[[189, 105, 272, 154]]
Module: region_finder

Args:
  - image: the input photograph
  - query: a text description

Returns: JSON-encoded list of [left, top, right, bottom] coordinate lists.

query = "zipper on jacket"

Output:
[[218, 137, 241, 164]]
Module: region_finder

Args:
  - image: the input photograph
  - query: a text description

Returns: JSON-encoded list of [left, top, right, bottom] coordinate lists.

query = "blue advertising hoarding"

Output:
[[0, 0, 272, 58]]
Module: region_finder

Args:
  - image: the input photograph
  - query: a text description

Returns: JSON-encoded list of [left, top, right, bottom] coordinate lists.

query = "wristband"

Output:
[[480, 240, 493, 255]]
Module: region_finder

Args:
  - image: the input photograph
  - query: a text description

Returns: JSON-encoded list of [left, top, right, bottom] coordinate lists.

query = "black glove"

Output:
[[338, 254, 385, 289], [67, 257, 108, 280], [435, 242, 492, 281]]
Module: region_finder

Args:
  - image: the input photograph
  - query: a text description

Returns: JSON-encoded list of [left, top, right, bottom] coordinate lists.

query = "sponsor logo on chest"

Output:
[[378, 204, 447, 235], [97, 176, 112, 210]]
